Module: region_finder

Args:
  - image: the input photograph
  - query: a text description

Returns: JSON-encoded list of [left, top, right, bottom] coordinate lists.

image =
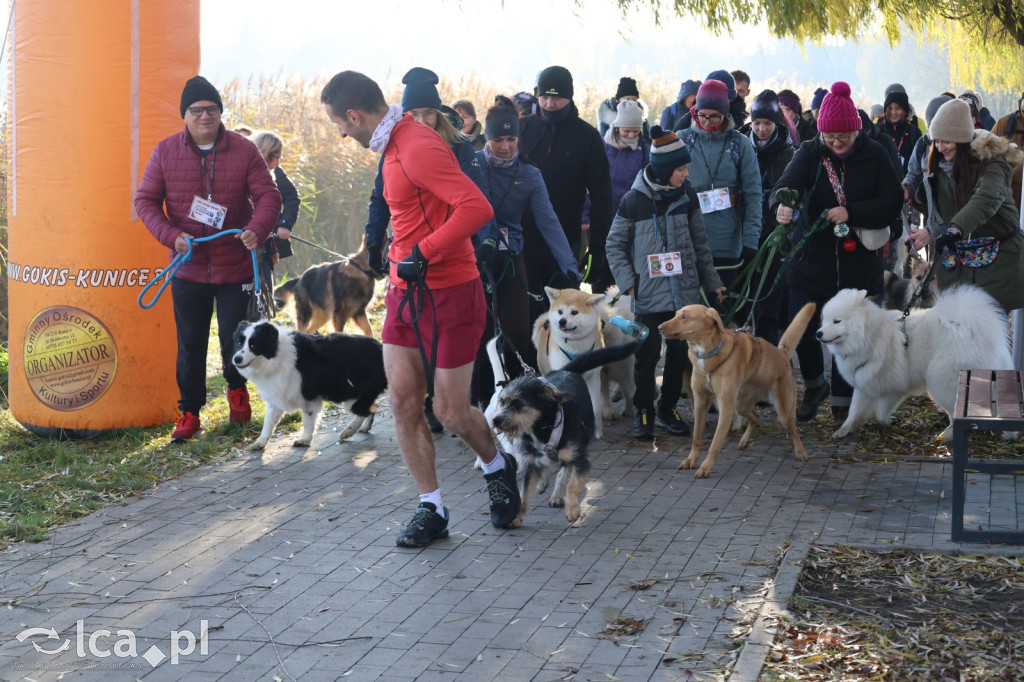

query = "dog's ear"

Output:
[[541, 382, 572, 404], [235, 320, 250, 334], [589, 293, 605, 307], [705, 307, 725, 331], [544, 286, 560, 303]]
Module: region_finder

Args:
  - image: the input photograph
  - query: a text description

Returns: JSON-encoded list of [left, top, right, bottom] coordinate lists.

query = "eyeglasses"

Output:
[[821, 133, 853, 143], [695, 113, 724, 124], [188, 105, 221, 117]]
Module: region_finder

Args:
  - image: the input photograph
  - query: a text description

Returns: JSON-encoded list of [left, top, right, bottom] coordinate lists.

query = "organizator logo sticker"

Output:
[[23, 306, 118, 411]]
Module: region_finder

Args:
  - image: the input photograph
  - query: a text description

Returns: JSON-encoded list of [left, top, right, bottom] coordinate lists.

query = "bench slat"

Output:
[[965, 371, 994, 418], [995, 370, 1023, 419]]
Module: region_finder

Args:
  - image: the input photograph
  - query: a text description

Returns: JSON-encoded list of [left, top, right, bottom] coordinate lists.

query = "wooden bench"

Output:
[[951, 369, 1024, 543]]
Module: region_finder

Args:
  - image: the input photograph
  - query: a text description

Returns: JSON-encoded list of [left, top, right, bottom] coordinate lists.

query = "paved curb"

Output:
[[729, 537, 812, 681]]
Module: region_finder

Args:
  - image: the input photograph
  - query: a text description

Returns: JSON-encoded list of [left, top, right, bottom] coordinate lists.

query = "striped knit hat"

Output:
[[648, 126, 691, 183]]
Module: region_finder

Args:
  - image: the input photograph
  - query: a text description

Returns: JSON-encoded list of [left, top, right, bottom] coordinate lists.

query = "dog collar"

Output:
[[541, 405, 565, 455], [557, 343, 595, 361], [694, 338, 725, 360]]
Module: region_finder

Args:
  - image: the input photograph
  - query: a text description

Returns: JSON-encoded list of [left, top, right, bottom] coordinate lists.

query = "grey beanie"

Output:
[[928, 99, 974, 144]]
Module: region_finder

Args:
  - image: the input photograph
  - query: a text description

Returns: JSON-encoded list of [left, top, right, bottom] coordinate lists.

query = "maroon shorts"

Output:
[[381, 278, 486, 369]]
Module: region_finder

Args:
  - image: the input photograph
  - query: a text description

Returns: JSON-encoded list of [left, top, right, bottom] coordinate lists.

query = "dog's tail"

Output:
[[561, 340, 640, 376], [778, 303, 816, 359], [275, 278, 300, 305]]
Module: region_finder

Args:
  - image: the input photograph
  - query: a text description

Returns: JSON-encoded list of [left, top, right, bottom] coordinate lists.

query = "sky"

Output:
[[198, 0, 954, 110]]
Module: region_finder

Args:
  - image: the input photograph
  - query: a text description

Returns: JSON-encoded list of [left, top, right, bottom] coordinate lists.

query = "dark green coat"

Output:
[[922, 130, 1024, 311]]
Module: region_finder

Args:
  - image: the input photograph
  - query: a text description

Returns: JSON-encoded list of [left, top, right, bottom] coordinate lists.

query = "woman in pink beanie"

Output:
[[768, 81, 902, 424]]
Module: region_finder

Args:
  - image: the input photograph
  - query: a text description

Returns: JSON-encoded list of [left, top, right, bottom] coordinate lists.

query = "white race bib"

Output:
[[648, 252, 682, 278], [190, 195, 227, 230], [697, 187, 731, 214]]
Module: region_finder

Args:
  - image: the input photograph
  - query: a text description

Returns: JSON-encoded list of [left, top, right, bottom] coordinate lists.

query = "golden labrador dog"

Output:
[[659, 303, 815, 478]]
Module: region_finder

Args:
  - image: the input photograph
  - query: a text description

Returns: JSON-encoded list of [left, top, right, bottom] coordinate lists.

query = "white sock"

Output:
[[419, 489, 445, 518], [479, 452, 506, 475]]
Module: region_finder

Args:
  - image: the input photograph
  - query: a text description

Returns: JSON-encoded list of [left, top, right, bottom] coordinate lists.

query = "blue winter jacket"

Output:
[[474, 152, 579, 279]]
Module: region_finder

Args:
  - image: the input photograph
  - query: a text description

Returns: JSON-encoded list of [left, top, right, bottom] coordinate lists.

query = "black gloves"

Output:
[[367, 242, 385, 276], [476, 238, 500, 274], [741, 247, 759, 264], [934, 228, 961, 254], [396, 244, 428, 283], [548, 270, 580, 290]]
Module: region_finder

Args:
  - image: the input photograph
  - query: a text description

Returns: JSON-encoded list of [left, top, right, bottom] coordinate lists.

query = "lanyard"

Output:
[[200, 149, 216, 201], [821, 156, 846, 206], [697, 133, 730, 190]]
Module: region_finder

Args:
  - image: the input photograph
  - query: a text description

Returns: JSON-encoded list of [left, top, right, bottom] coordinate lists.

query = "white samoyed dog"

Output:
[[817, 285, 1012, 440]]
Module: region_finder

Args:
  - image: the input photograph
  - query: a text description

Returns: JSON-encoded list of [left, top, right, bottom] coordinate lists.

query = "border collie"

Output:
[[232, 321, 388, 450]]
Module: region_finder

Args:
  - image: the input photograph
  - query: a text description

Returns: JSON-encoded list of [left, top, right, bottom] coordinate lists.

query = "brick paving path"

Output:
[[2, 406, 1021, 681]]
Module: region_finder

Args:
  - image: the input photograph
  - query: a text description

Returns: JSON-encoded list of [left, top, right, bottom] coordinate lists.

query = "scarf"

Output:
[[643, 167, 686, 202], [604, 127, 640, 150], [484, 145, 519, 168], [368, 104, 404, 154], [539, 105, 573, 126]]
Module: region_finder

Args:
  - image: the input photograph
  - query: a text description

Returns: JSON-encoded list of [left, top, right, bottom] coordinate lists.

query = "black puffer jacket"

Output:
[[519, 102, 614, 288], [769, 135, 902, 295], [746, 127, 795, 243]]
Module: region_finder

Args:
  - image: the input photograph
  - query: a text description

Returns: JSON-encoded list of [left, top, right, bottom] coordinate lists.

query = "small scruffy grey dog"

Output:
[[490, 341, 639, 526]]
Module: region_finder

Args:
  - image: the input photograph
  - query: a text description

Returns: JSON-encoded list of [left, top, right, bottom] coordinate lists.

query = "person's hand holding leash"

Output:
[[397, 244, 428, 283], [367, 242, 386, 276], [776, 205, 794, 224], [237, 229, 259, 250], [933, 227, 962, 254]]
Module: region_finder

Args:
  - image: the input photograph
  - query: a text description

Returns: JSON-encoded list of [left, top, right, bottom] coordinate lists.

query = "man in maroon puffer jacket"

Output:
[[136, 76, 281, 443]]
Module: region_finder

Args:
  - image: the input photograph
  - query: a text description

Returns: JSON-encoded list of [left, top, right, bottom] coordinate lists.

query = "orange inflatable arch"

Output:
[[8, 0, 200, 436]]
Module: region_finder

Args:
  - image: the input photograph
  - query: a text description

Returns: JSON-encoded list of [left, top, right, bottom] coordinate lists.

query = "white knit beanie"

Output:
[[613, 99, 644, 129], [928, 99, 974, 144]]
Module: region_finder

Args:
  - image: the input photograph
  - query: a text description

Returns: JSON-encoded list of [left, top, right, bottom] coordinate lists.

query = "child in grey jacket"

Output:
[[606, 127, 727, 440]]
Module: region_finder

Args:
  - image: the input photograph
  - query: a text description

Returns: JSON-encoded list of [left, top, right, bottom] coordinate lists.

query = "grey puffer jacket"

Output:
[[606, 168, 724, 315]]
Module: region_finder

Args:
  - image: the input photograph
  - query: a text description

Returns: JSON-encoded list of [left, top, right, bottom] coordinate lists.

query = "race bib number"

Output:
[[697, 187, 731, 214], [190, 196, 227, 230], [648, 251, 682, 278]]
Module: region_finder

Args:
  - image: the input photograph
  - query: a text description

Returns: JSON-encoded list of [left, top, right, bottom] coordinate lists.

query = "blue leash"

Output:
[[138, 229, 261, 311]]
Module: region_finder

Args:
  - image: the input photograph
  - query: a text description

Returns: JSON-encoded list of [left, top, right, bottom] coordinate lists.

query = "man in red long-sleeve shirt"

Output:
[[321, 71, 521, 548]]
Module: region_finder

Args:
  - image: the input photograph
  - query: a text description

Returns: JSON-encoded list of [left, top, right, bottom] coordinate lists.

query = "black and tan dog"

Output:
[[490, 341, 640, 526], [276, 246, 384, 336], [659, 303, 815, 479]]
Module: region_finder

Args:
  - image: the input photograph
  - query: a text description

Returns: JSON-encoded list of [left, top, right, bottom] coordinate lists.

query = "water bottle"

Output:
[[608, 315, 649, 341]]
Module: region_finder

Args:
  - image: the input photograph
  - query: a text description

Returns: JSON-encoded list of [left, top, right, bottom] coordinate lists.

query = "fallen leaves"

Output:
[[764, 544, 1024, 680]]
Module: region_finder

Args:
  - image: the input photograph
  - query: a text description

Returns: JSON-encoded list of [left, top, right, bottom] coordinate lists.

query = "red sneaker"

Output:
[[171, 412, 201, 443], [227, 386, 252, 424]]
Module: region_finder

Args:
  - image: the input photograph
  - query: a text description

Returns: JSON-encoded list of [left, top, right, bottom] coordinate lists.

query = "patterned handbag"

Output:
[[941, 236, 1000, 269]]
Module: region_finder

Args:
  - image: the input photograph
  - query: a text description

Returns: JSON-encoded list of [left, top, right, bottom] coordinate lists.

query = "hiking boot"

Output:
[[396, 502, 450, 548], [171, 412, 201, 443], [655, 407, 692, 436], [424, 398, 443, 434], [797, 382, 830, 422], [484, 452, 521, 529], [632, 407, 655, 440], [227, 386, 252, 424]]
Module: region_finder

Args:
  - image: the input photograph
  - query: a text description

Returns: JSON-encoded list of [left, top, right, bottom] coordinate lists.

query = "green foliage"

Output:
[[616, 0, 1024, 91]]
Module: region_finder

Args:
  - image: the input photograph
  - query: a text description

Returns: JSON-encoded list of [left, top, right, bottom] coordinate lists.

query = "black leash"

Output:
[[396, 262, 439, 399], [898, 248, 942, 347], [289, 235, 380, 279], [481, 263, 534, 383]]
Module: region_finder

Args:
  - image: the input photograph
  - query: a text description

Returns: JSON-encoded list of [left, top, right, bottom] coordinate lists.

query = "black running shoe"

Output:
[[632, 407, 655, 440], [655, 407, 692, 436], [396, 502, 449, 548], [484, 452, 520, 529]]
